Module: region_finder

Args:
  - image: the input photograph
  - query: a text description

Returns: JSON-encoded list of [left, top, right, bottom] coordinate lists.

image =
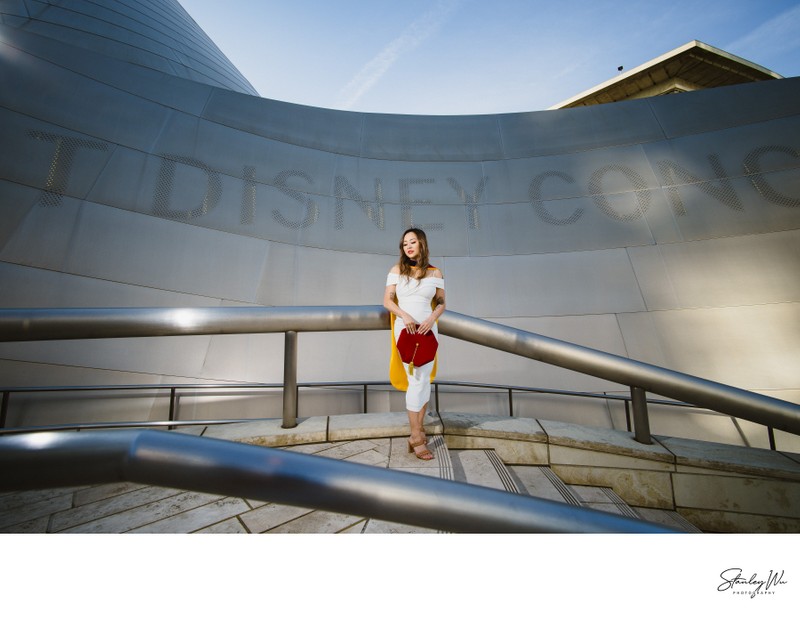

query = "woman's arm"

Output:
[[417, 267, 445, 335], [417, 287, 445, 335], [383, 269, 419, 333]]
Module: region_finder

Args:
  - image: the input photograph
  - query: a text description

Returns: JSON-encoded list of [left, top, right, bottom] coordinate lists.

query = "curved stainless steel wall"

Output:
[[1, 1, 798, 447], [0, 0, 257, 94]]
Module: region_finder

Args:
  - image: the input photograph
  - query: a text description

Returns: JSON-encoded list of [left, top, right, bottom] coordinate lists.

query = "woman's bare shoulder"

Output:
[[389, 264, 400, 274], [428, 267, 443, 278]]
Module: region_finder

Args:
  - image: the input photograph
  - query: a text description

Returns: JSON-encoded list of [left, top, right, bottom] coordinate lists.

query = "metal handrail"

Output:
[[0, 429, 676, 533], [1, 305, 798, 442]]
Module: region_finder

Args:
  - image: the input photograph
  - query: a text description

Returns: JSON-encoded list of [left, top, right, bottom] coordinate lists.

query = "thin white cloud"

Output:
[[335, 0, 462, 110], [724, 4, 800, 65]]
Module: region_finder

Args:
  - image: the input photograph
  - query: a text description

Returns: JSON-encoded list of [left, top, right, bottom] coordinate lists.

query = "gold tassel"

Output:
[[408, 343, 419, 376]]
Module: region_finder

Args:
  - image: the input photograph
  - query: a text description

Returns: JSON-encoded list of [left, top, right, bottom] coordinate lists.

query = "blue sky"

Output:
[[178, 0, 800, 114]]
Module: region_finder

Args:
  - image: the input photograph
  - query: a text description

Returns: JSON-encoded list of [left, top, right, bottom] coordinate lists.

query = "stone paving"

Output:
[[0, 435, 453, 534], [0, 431, 697, 533], [4, 410, 797, 533]]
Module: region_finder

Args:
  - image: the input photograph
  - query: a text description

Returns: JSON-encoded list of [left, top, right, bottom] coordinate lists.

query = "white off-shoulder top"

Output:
[[386, 272, 444, 322]]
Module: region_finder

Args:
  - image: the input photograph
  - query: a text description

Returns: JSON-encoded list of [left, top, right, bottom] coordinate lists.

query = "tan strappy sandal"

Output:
[[408, 437, 434, 460]]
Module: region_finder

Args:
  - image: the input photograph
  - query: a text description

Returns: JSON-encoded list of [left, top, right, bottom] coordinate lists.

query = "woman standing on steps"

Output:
[[383, 228, 446, 460]]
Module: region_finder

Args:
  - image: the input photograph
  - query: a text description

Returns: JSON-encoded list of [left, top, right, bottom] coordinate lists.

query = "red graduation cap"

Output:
[[396, 330, 438, 375]]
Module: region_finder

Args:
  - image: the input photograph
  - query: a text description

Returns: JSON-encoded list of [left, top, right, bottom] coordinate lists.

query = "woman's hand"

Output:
[[416, 316, 436, 335], [402, 314, 419, 334]]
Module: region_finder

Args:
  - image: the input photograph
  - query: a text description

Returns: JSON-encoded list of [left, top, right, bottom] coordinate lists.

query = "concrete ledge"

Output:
[[540, 419, 674, 464], [679, 508, 800, 533], [657, 436, 800, 481], [674, 471, 800, 519], [551, 464, 675, 509], [440, 413, 546, 443], [202, 416, 328, 447], [549, 444, 675, 472], [329, 412, 442, 441]]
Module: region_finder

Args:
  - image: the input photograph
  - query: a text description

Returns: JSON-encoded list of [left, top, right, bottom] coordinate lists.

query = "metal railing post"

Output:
[[624, 399, 632, 432], [0, 391, 8, 429], [631, 386, 652, 444], [282, 331, 298, 429], [168, 387, 177, 430], [168, 387, 176, 421]]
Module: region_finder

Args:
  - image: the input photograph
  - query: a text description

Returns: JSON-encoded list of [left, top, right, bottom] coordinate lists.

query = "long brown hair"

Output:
[[398, 228, 430, 280]]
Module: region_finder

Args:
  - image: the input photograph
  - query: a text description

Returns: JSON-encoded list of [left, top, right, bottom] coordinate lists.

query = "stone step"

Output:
[[359, 434, 453, 534], [509, 464, 703, 533], [450, 449, 522, 494]]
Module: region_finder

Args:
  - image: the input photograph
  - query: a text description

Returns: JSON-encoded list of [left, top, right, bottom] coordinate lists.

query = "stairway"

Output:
[[0, 432, 701, 533]]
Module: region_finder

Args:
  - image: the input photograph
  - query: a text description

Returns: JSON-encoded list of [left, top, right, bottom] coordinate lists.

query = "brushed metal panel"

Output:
[[192, 328, 389, 388], [125, 154, 278, 241], [0, 51, 171, 153], [360, 113, 503, 161], [464, 200, 659, 256], [11, 0, 255, 93], [617, 304, 800, 391], [229, 184, 474, 256], [202, 90, 364, 155], [143, 108, 203, 157], [643, 115, 800, 183], [437, 314, 631, 395], [663, 171, 800, 242], [120, 65, 220, 116], [649, 78, 800, 139], [509, 393, 618, 430], [296, 331, 387, 383], [0, 14, 27, 27], [255, 242, 395, 306], [198, 332, 286, 383], [0, 360, 167, 428], [0, 1, 27, 19], [0, 109, 114, 202], [441, 336, 618, 394], [35, 4, 189, 64], [497, 315, 630, 356], [0, 262, 223, 309], [23, 19, 178, 75], [191, 119, 340, 196], [332, 153, 486, 205], [0, 180, 39, 252], [389, 200, 471, 256], [172, 390, 285, 423], [32, 202, 271, 302], [0, 336, 214, 379], [445, 250, 646, 317], [498, 100, 664, 159], [482, 142, 660, 205], [610, 403, 766, 447], [628, 231, 800, 311], [3, 388, 165, 428], [0, 197, 82, 271], [85, 145, 150, 212], [0, 24, 215, 115]]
